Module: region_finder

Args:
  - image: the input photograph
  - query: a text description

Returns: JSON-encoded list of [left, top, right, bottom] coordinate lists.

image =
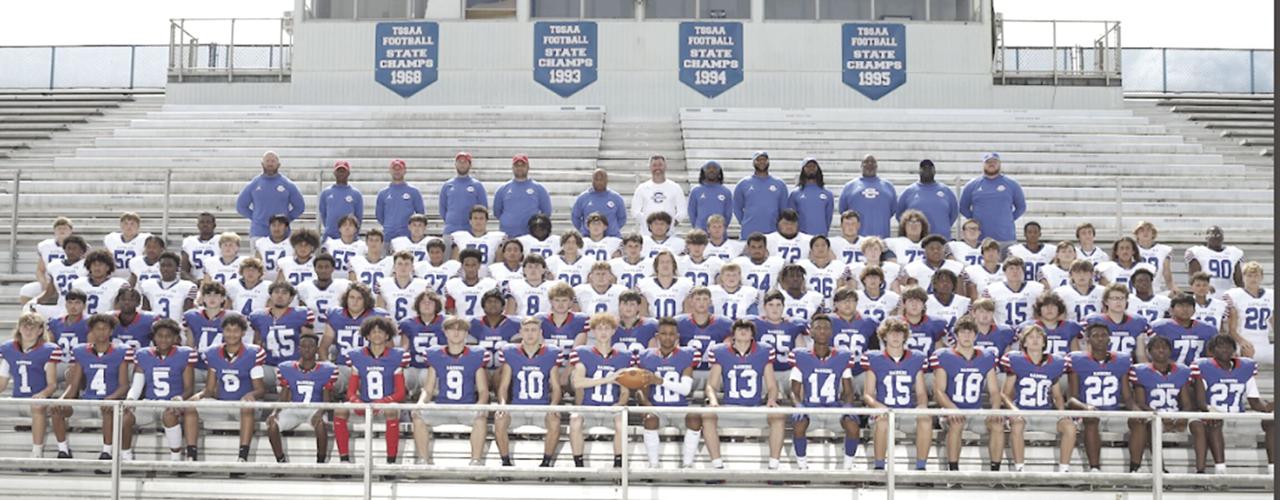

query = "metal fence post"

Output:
[[8, 169, 20, 275], [228, 18, 236, 82], [1161, 48, 1167, 93], [620, 407, 630, 500], [1051, 22, 1057, 85], [363, 404, 374, 500], [48, 46, 56, 89], [886, 411, 896, 500], [316, 169, 324, 232], [162, 169, 173, 242], [129, 46, 137, 90], [111, 402, 123, 500], [1249, 49, 1255, 94], [1152, 416, 1164, 500]]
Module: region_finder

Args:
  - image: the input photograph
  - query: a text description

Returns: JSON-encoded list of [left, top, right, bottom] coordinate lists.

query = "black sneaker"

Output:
[[230, 458, 247, 479], [57, 450, 73, 459], [94, 452, 112, 475]]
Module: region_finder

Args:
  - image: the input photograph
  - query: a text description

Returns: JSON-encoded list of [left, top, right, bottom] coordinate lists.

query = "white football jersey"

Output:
[[902, 259, 965, 290], [574, 283, 626, 315], [730, 256, 785, 294], [961, 264, 1004, 294], [1097, 261, 1156, 290], [253, 236, 293, 281], [276, 255, 317, 287], [846, 261, 902, 290], [1225, 287, 1275, 340], [677, 255, 724, 288], [443, 277, 499, 321], [582, 236, 621, 262], [709, 284, 759, 320], [705, 239, 745, 262], [103, 231, 151, 277], [486, 262, 524, 289], [1184, 245, 1244, 298], [1007, 243, 1055, 283], [138, 278, 198, 321], [781, 289, 825, 321], [799, 259, 845, 308], [946, 240, 982, 267], [637, 277, 694, 319], [449, 230, 506, 265], [517, 234, 561, 260], [70, 276, 130, 315], [884, 236, 924, 265], [609, 257, 651, 290], [297, 279, 351, 325], [200, 255, 245, 286], [127, 255, 162, 284], [1038, 263, 1071, 289], [642, 235, 687, 259], [856, 290, 900, 323], [829, 236, 864, 265], [391, 235, 443, 263], [1075, 246, 1111, 266], [415, 259, 461, 295], [766, 232, 811, 264], [1127, 294, 1171, 324], [926, 293, 972, 332], [322, 238, 367, 272], [181, 235, 219, 280], [226, 278, 273, 317], [377, 276, 431, 322], [36, 238, 66, 267], [548, 255, 592, 287], [349, 254, 393, 287], [1192, 297, 1230, 332], [1053, 284, 1106, 323], [1136, 243, 1173, 293], [983, 281, 1046, 329], [46, 259, 87, 297], [507, 279, 558, 317]]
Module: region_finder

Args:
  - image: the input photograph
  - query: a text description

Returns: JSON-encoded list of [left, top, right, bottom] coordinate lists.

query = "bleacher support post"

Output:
[[886, 411, 896, 500], [110, 402, 123, 499], [1152, 416, 1164, 500], [363, 404, 374, 499], [316, 169, 324, 232], [621, 407, 630, 500], [8, 169, 20, 274], [162, 169, 172, 242]]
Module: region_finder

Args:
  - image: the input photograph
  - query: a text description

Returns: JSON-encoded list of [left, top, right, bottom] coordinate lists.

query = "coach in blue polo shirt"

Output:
[[571, 168, 627, 237], [732, 151, 788, 239], [959, 152, 1026, 248], [493, 154, 552, 237], [236, 150, 304, 238], [375, 158, 425, 240], [687, 160, 733, 231], [318, 160, 363, 240], [838, 154, 896, 238], [896, 159, 958, 238], [438, 151, 488, 235]]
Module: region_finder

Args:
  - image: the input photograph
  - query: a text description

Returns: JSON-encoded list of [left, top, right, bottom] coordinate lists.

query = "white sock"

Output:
[[164, 425, 182, 451], [1057, 463, 1069, 473], [1015, 463, 1025, 472], [643, 430, 660, 467], [1214, 463, 1227, 474], [102, 444, 112, 454], [122, 450, 134, 461], [712, 458, 724, 469], [31, 445, 42, 457], [768, 458, 780, 470], [796, 457, 809, 469], [681, 430, 700, 467], [170, 451, 182, 461], [843, 454, 855, 469], [56, 441, 69, 453]]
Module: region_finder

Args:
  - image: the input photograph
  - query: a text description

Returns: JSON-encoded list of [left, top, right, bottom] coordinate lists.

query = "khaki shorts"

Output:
[[571, 411, 624, 432]]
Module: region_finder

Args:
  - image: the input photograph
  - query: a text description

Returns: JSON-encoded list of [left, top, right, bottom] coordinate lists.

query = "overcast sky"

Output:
[[0, 0, 1271, 48]]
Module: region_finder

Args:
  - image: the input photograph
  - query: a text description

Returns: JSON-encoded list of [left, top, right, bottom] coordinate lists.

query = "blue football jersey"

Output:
[[676, 314, 732, 370], [248, 307, 315, 366], [972, 324, 1017, 357], [498, 344, 562, 405], [345, 346, 411, 402], [707, 342, 776, 406], [48, 314, 89, 357], [70, 344, 133, 400], [929, 348, 997, 409], [204, 344, 266, 401], [1150, 319, 1217, 367], [860, 349, 927, 408], [637, 347, 699, 406], [1000, 351, 1066, 410], [571, 345, 635, 406], [902, 315, 948, 355], [133, 345, 197, 400], [1192, 357, 1258, 413], [113, 311, 159, 351], [277, 360, 338, 403], [789, 347, 855, 408], [425, 346, 489, 404], [612, 318, 659, 357], [327, 308, 389, 365], [183, 309, 227, 370], [470, 315, 521, 369], [1020, 319, 1082, 358], [538, 312, 589, 354], [752, 317, 808, 370], [0, 341, 61, 398], [1065, 351, 1132, 411], [399, 314, 446, 369], [830, 313, 879, 374], [1129, 362, 1192, 413], [1080, 313, 1151, 359]]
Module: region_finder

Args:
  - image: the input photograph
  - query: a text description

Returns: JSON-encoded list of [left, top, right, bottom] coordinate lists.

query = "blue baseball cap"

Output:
[[752, 151, 769, 160], [982, 152, 1000, 162]]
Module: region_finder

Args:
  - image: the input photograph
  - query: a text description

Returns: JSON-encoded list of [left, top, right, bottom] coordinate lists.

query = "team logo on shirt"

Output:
[[345, 195, 353, 202], [653, 192, 666, 203], [819, 193, 828, 200], [402, 193, 411, 199], [718, 194, 726, 201], [768, 185, 777, 192], [607, 201, 615, 208], [276, 185, 285, 192], [466, 186, 475, 192], [526, 188, 534, 195], [997, 185, 1006, 192], [936, 191, 945, 197], [861, 187, 879, 198]]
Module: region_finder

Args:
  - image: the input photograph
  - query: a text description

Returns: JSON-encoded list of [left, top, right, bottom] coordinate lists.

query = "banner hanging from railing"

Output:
[[533, 21, 598, 98], [842, 23, 906, 100], [374, 21, 439, 98], [679, 21, 743, 98]]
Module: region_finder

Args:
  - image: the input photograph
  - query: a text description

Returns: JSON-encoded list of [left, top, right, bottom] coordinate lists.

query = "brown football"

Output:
[[615, 367, 652, 390]]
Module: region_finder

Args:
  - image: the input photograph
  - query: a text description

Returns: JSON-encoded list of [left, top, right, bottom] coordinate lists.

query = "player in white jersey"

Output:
[[638, 251, 694, 319], [70, 249, 131, 315], [102, 212, 151, 279], [640, 211, 686, 258], [1224, 261, 1274, 363], [449, 206, 505, 265], [886, 211, 929, 266], [322, 215, 367, 273], [1037, 241, 1077, 290], [1133, 221, 1177, 294], [376, 251, 432, 322], [581, 213, 621, 262], [225, 258, 272, 317], [487, 238, 525, 286], [1006, 221, 1055, 284], [902, 235, 964, 292], [253, 215, 293, 281], [828, 210, 866, 265], [765, 209, 811, 264], [1184, 226, 1244, 298], [1126, 268, 1171, 324], [547, 231, 592, 288], [574, 261, 626, 315], [777, 264, 825, 321], [389, 214, 440, 264], [414, 238, 460, 295], [844, 237, 902, 293], [40, 235, 88, 309], [200, 232, 246, 286], [1073, 222, 1110, 266], [276, 229, 320, 287], [444, 249, 499, 320], [703, 214, 744, 262], [1189, 271, 1231, 334], [710, 262, 760, 319], [982, 257, 1045, 329], [800, 235, 846, 309], [137, 251, 198, 322], [1053, 260, 1105, 322], [181, 213, 220, 281], [126, 235, 166, 285], [35, 217, 73, 285], [961, 238, 1004, 300], [1097, 237, 1155, 290], [296, 254, 351, 326], [926, 269, 971, 332], [677, 230, 724, 288], [854, 266, 900, 323], [731, 233, 785, 295], [517, 213, 561, 260], [348, 228, 392, 287], [506, 254, 558, 317], [946, 219, 983, 266], [609, 233, 651, 290]]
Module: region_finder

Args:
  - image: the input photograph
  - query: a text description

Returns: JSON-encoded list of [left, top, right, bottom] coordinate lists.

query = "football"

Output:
[[615, 367, 652, 390]]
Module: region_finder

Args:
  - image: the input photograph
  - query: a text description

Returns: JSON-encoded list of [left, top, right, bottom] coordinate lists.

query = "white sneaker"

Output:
[[849, 461, 868, 471], [414, 457, 429, 465]]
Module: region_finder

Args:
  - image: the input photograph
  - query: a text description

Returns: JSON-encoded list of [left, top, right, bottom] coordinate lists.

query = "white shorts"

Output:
[[691, 370, 711, 395], [939, 413, 992, 434], [334, 365, 354, 394], [870, 413, 930, 436], [1009, 414, 1073, 433], [571, 411, 623, 432], [274, 409, 323, 431], [773, 371, 792, 402], [416, 407, 487, 428], [404, 367, 427, 396], [501, 409, 561, 430], [1242, 333, 1273, 364], [795, 412, 856, 433], [201, 406, 255, 423], [19, 281, 43, 300], [705, 407, 769, 430], [262, 366, 279, 393], [129, 407, 179, 427]]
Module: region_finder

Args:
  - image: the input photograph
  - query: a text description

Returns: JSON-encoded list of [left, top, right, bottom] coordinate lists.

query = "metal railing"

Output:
[[994, 17, 1123, 85], [0, 398, 1270, 500], [168, 18, 293, 82]]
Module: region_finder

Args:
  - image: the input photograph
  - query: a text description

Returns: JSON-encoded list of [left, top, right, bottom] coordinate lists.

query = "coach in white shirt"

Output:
[[631, 154, 686, 236]]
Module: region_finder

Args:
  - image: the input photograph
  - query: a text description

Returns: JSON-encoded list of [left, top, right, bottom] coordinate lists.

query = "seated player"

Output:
[[1127, 335, 1201, 473], [1000, 324, 1074, 473], [103, 212, 151, 279], [494, 317, 564, 467], [765, 209, 810, 264], [704, 214, 744, 262], [377, 251, 431, 323], [903, 235, 964, 292], [390, 213, 439, 264], [412, 317, 490, 465], [180, 212, 218, 282], [268, 333, 337, 464], [969, 298, 1016, 356], [1096, 237, 1148, 288], [0, 313, 63, 458], [800, 235, 845, 310], [33, 217, 74, 294], [70, 249, 129, 315], [52, 314, 130, 460], [200, 232, 246, 286], [506, 254, 555, 317], [252, 214, 293, 281], [126, 235, 165, 285], [517, 213, 561, 260], [1224, 261, 1275, 363], [778, 264, 824, 321], [1081, 284, 1152, 362], [703, 319, 785, 471], [608, 233, 649, 289], [581, 212, 622, 262], [450, 205, 506, 265], [349, 228, 392, 288], [414, 238, 459, 295], [947, 220, 983, 266], [1127, 268, 1170, 324], [296, 253, 350, 327], [1037, 241, 1078, 290], [49, 290, 89, 359], [248, 280, 315, 392], [854, 266, 900, 323], [1024, 292, 1081, 357], [829, 286, 880, 361], [470, 288, 521, 378], [931, 317, 1002, 471], [334, 317, 411, 465], [983, 256, 1045, 329], [1151, 292, 1217, 366], [1189, 272, 1230, 334], [111, 288, 160, 352], [323, 214, 367, 273], [277, 228, 320, 287], [961, 238, 1004, 300], [676, 288, 733, 395], [487, 239, 525, 288], [862, 318, 932, 471], [789, 314, 862, 470], [122, 319, 199, 462], [185, 282, 229, 385], [642, 211, 686, 258], [196, 314, 266, 468], [1192, 335, 1274, 475], [225, 257, 271, 317], [138, 251, 198, 322], [38, 234, 88, 309], [1008, 221, 1054, 284], [539, 282, 589, 361], [926, 269, 970, 333], [731, 232, 785, 294], [1054, 260, 1104, 323], [323, 283, 388, 393], [1074, 222, 1109, 266], [1066, 323, 1134, 472], [1133, 221, 1177, 294], [754, 290, 809, 403], [636, 317, 702, 469], [398, 290, 445, 394], [898, 286, 948, 354], [443, 249, 498, 321], [678, 229, 724, 288], [708, 262, 759, 320], [569, 314, 634, 468], [884, 210, 927, 265], [574, 261, 626, 315], [548, 230, 591, 287], [612, 292, 659, 356], [638, 250, 694, 319]]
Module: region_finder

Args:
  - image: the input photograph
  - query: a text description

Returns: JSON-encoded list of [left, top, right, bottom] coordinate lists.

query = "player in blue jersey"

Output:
[[1066, 323, 1133, 472], [753, 290, 809, 401], [1150, 292, 1218, 367], [634, 317, 702, 469], [1081, 283, 1152, 362], [52, 313, 133, 460], [703, 319, 785, 471], [862, 317, 932, 471], [569, 313, 635, 468], [966, 298, 1016, 356], [539, 283, 590, 385], [1191, 335, 1274, 475], [412, 317, 491, 465], [676, 288, 733, 396], [112, 288, 159, 351], [184, 282, 230, 383], [399, 290, 445, 394], [789, 314, 862, 470], [1024, 291, 1082, 357], [196, 314, 266, 470], [334, 316, 410, 466], [612, 292, 659, 356], [897, 286, 949, 355], [0, 313, 62, 458], [999, 324, 1074, 473], [829, 286, 880, 359], [1126, 335, 1201, 473], [267, 333, 337, 464], [930, 316, 1002, 472], [470, 288, 521, 378], [321, 282, 388, 393], [248, 281, 315, 391], [494, 317, 564, 467], [122, 319, 200, 463], [48, 290, 89, 359]]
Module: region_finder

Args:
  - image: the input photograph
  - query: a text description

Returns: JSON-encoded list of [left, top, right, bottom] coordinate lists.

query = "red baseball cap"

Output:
[[455, 151, 473, 162], [333, 160, 351, 171], [390, 159, 406, 170], [511, 154, 529, 165]]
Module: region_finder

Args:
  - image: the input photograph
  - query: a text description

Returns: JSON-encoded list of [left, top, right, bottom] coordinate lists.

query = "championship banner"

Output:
[[842, 23, 906, 100], [375, 21, 439, 98], [679, 22, 743, 98], [533, 21, 598, 97]]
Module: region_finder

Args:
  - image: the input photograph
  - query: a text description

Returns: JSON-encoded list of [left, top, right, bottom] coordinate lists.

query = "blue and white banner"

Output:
[[678, 22, 743, 98], [533, 21, 598, 98], [374, 21, 439, 98], [841, 23, 906, 100]]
